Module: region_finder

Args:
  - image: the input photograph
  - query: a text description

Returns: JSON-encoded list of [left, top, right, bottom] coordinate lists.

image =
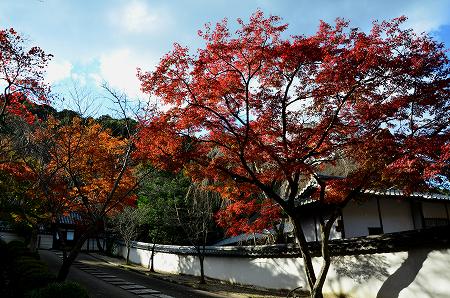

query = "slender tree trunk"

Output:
[[199, 254, 205, 284], [276, 218, 286, 244], [291, 210, 339, 298], [96, 237, 104, 252], [57, 228, 94, 281], [291, 214, 317, 292], [55, 227, 67, 261], [126, 243, 131, 265], [310, 212, 339, 298], [150, 242, 156, 272], [29, 226, 38, 253]]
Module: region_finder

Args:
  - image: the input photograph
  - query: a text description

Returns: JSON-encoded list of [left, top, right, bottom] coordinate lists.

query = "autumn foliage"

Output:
[[10, 115, 138, 281], [28, 117, 137, 220], [137, 11, 448, 226], [136, 11, 449, 297], [0, 28, 51, 123]]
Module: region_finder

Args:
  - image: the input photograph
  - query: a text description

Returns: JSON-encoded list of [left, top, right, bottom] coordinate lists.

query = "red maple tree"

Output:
[[0, 28, 51, 123], [136, 11, 449, 297]]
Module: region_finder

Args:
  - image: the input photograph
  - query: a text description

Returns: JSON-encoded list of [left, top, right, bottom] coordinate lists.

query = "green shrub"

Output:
[[8, 240, 40, 260], [13, 256, 48, 277], [7, 240, 27, 259], [10, 256, 55, 294], [0, 239, 9, 295], [7, 240, 27, 249], [2, 240, 39, 266], [20, 271, 56, 292], [1, 240, 53, 297], [0, 238, 6, 249], [23, 250, 41, 260], [28, 282, 89, 298], [0, 239, 8, 264], [14, 256, 48, 270], [15, 255, 42, 264]]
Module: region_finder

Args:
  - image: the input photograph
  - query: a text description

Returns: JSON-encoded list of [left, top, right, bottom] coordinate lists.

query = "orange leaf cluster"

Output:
[[10, 117, 137, 222]]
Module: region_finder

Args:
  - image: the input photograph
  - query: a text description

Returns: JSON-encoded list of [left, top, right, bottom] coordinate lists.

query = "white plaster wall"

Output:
[[343, 198, 380, 238], [380, 200, 414, 233], [1, 232, 52, 249], [411, 202, 423, 229], [115, 243, 450, 298], [0, 231, 24, 243], [81, 238, 102, 251], [300, 217, 317, 242], [303, 216, 342, 241], [204, 256, 306, 289], [329, 220, 341, 240], [37, 234, 53, 249], [422, 201, 448, 218], [447, 202, 450, 218], [117, 244, 149, 267], [115, 243, 306, 289], [325, 249, 450, 298]]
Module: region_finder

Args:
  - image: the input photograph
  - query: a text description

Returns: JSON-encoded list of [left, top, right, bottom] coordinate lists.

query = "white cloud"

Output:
[[110, 0, 172, 34], [97, 48, 157, 98], [89, 73, 103, 88], [45, 59, 72, 85], [403, 1, 450, 33], [71, 73, 87, 86]]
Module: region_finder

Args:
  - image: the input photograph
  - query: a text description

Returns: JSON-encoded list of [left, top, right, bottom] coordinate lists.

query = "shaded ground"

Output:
[[40, 250, 227, 298], [40, 250, 136, 298], [39, 249, 309, 297]]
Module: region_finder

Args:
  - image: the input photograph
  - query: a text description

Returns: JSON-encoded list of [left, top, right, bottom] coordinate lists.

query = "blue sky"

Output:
[[1, 0, 449, 115]]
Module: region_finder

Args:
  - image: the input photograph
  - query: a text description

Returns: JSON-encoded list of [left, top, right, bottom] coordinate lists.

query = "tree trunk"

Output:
[[126, 243, 131, 265], [199, 254, 206, 284], [96, 237, 104, 252], [275, 218, 286, 244], [57, 228, 94, 281], [291, 214, 317, 292], [55, 227, 67, 261], [291, 210, 339, 298], [310, 288, 324, 298], [310, 212, 339, 298], [29, 226, 38, 253], [149, 242, 156, 272]]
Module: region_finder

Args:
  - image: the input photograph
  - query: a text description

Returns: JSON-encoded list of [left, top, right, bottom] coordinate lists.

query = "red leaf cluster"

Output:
[[137, 11, 450, 234], [0, 28, 51, 122]]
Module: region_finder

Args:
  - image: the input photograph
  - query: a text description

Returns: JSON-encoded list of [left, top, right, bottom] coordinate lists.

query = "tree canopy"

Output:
[[4, 115, 138, 280], [136, 11, 449, 297], [0, 28, 51, 124]]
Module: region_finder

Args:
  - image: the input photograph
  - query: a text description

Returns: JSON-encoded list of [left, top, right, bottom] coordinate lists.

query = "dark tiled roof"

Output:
[[58, 212, 81, 225], [362, 189, 450, 201], [125, 226, 450, 257]]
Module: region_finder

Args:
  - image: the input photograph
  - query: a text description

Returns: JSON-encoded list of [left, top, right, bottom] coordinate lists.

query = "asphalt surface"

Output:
[[39, 250, 224, 298]]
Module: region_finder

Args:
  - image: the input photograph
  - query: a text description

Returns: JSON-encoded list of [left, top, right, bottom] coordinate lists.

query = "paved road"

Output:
[[40, 250, 223, 298]]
